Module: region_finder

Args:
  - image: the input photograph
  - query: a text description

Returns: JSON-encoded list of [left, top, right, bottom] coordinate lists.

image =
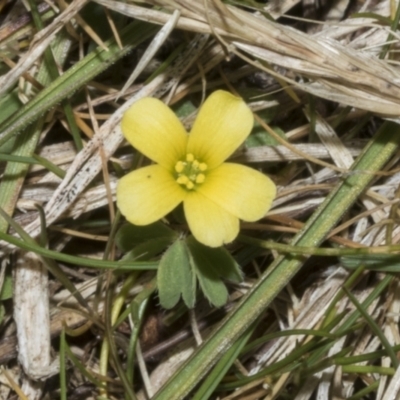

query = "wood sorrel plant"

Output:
[[116, 90, 277, 308]]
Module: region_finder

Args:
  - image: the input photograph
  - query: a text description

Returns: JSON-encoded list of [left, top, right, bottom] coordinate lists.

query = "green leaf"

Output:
[[115, 222, 177, 252], [187, 236, 243, 282], [158, 239, 196, 309]]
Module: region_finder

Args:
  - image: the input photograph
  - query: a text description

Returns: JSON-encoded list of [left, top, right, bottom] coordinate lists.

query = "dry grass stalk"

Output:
[[95, 0, 400, 115]]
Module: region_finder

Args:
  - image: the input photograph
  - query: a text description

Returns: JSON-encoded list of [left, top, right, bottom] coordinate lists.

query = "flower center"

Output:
[[174, 153, 207, 190]]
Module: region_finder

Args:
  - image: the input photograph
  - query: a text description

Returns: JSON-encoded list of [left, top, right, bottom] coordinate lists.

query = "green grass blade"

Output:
[[59, 329, 67, 400], [343, 286, 398, 368], [192, 323, 256, 400], [347, 381, 379, 400], [28, 0, 83, 150], [342, 365, 394, 375]]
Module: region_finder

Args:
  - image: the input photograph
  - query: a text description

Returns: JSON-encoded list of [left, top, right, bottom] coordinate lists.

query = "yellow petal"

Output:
[[117, 165, 186, 225], [198, 163, 276, 221], [122, 97, 188, 169], [187, 91, 253, 168], [184, 192, 239, 247]]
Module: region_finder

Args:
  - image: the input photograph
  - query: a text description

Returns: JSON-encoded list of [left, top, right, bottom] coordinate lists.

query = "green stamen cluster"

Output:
[[175, 153, 207, 190]]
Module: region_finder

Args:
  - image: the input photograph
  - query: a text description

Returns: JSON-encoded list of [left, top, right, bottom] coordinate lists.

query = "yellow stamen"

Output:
[[199, 163, 207, 171], [196, 174, 205, 183], [175, 161, 185, 173], [175, 154, 208, 190], [186, 181, 194, 190], [177, 175, 189, 184]]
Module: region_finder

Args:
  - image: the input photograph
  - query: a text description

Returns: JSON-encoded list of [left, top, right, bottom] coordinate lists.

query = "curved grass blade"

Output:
[[0, 228, 157, 270]]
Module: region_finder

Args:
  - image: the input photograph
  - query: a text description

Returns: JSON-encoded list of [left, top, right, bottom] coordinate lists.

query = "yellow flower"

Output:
[[117, 90, 276, 247]]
